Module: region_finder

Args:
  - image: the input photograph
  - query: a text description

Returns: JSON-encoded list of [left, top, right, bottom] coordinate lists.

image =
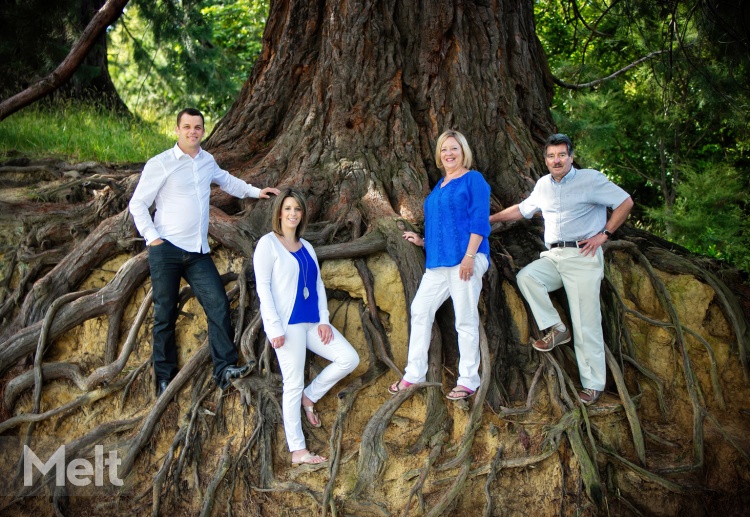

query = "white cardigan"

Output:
[[253, 232, 330, 339]]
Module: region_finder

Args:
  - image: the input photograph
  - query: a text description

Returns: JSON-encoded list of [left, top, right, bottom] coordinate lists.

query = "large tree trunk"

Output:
[[209, 0, 554, 208], [0, 1, 748, 516]]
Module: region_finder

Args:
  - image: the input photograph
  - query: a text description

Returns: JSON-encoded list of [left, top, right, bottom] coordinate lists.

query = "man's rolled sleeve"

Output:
[[518, 190, 540, 219], [591, 174, 630, 209]]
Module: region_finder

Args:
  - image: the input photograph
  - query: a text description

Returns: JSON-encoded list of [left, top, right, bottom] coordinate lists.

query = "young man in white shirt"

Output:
[[490, 133, 633, 406], [129, 108, 280, 397]]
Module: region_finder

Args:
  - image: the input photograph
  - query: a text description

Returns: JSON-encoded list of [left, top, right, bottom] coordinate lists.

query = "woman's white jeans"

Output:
[[403, 253, 489, 391], [274, 322, 359, 452]]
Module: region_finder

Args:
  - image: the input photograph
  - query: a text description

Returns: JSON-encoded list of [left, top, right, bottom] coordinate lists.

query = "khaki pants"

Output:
[[516, 247, 606, 391]]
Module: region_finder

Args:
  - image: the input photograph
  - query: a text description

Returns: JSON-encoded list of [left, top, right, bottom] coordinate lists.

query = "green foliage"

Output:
[[535, 0, 750, 272], [108, 0, 269, 122], [0, 103, 174, 163], [646, 164, 750, 272]]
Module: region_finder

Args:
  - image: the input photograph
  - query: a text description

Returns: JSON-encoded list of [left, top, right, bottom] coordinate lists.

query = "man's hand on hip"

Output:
[[577, 232, 608, 256]]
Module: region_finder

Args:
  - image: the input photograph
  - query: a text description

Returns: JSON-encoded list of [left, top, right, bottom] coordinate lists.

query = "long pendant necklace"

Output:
[[298, 248, 310, 300], [282, 234, 311, 300]]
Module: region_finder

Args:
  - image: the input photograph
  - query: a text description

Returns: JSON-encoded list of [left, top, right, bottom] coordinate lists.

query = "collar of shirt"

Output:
[[172, 143, 203, 161], [549, 166, 578, 185]]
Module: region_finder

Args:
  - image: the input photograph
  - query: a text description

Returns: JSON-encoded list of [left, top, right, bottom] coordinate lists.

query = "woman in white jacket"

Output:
[[254, 189, 359, 465]]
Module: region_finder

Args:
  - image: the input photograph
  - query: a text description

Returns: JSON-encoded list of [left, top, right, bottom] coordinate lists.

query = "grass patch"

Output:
[[0, 103, 176, 163]]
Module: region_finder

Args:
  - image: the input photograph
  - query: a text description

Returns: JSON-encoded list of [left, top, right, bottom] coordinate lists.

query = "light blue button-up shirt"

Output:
[[519, 168, 630, 246], [129, 144, 261, 253]]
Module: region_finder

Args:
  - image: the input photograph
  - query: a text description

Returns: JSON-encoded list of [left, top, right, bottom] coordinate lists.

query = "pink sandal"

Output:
[[446, 385, 475, 400], [388, 379, 413, 394]]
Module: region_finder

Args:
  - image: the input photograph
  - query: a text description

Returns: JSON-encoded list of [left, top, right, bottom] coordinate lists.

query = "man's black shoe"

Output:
[[223, 364, 251, 387], [157, 380, 169, 398]]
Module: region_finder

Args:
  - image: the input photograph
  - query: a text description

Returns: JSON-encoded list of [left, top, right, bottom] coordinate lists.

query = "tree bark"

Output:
[[208, 0, 556, 214]]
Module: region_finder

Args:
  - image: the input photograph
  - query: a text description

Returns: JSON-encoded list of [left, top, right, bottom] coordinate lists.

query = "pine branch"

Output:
[[552, 48, 670, 90]]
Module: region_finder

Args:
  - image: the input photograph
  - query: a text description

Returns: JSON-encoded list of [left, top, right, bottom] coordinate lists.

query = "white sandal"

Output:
[[291, 451, 327, 466], [302, 405, 322, 428]]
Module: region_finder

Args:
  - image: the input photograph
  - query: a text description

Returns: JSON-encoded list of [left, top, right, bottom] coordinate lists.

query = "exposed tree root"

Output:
[[437, 325, 491, 472], [425, 456, 472, 517], [199, 437, 234, 517], [606, 242, 711, 472], [86, 288, 153, 390], [321, 301, 390, 514], [402, 439, 445, 516], [642, 246, 750, 379], [0, 252, 149, 376], [482, 447, 504, 517], [4, 362, 87, 410], [598, 445, 693, 495], [1, 162, 748, 515], [353, 381, 441, 498], [322, 364, 388, 515], [2, 416, 142, 507], [120, 341, 210, 477], [7, 209, 136, 336], [497, 363, 544, 416], [604, 346, 645, 465], [26, 289, 99, 446], [0, 376, 129, 434]]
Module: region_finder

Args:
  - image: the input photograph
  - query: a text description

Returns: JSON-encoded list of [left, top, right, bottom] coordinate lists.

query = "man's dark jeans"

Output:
[[148, 240, 238, 388]]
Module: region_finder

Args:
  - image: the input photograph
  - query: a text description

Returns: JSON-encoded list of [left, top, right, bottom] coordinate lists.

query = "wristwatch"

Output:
[[600, 228, 613, 238]]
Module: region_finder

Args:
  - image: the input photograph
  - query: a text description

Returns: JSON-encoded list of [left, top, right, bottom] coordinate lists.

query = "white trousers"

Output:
[[516, 247, 606, 391], [274, 322, 359, 452], [403, 253, 489, 391]]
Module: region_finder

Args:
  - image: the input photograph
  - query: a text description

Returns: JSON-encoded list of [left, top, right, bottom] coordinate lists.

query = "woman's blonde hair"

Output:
[[271, 188, 308, 240], [434, 129, 473, 170]]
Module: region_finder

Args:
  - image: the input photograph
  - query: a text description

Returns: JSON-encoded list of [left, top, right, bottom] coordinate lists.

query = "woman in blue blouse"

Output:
[[389, 130, 491, 400], [254, 189, 359, 465]]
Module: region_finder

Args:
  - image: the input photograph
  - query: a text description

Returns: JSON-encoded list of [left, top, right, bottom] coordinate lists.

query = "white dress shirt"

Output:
[[129, 144, 261, 252], [253, 233, 330, 340]]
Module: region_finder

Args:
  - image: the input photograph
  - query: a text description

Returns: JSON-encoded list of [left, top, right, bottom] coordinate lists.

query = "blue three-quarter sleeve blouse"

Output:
[[423, 170, 491, 269]]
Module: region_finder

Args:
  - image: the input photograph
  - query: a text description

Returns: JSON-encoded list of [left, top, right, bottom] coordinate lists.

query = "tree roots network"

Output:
[[0, 159, 749, 516]]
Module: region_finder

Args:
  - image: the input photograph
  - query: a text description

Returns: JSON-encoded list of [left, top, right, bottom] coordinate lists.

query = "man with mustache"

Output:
[[490, 133, 633, 405]]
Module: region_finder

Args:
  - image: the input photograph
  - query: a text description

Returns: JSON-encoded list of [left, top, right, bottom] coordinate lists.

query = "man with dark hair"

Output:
[[176, 107, 203, 127], [129, 108, 280, 397], [490, 133, 633, 405]]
